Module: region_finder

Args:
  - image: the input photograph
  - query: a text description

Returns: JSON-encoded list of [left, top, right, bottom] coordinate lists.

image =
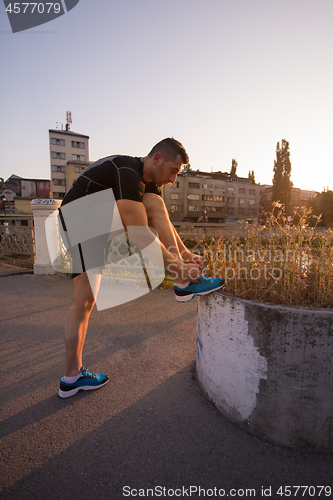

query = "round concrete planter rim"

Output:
[[217, 289, 333, 314]]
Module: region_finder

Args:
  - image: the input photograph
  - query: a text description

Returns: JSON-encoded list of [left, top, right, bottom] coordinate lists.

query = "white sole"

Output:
[[58, 379, 109, 399], [175, 284, 225, 302]]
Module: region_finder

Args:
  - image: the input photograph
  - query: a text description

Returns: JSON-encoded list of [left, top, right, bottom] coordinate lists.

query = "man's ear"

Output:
[[153, 152, 163, 165]]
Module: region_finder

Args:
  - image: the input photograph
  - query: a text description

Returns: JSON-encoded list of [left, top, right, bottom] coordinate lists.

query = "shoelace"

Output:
[[81, 367, 96, 379], [198, 274, 213, 283]]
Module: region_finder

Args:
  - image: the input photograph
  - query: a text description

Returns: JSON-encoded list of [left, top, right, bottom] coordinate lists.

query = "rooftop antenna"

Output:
[[55, 122, 63, 130], [66, 111, 72, 131]]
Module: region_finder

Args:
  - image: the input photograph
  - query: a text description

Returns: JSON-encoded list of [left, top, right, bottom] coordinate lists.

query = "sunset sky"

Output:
[[1, 0, 332, 192]]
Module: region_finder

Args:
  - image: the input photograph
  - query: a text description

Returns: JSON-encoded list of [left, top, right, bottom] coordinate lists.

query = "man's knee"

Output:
[[72, 296, 95, 315], [72, 273, 97, 314], [143, 193, 167, 219]]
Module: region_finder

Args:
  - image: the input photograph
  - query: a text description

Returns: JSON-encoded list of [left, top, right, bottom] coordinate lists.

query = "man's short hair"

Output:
[[148, 138, 189, 165]]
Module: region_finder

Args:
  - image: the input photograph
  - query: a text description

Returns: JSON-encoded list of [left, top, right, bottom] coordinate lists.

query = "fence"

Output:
[[100, 224, 247, 284], [0, 218, 35, 265]]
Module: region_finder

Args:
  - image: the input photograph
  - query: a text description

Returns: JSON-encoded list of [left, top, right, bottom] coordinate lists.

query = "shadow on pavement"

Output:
[[1, 363, 333, 500]]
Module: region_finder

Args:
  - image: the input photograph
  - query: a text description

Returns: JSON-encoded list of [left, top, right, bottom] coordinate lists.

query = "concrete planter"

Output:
[[196, 291, 333, 453]]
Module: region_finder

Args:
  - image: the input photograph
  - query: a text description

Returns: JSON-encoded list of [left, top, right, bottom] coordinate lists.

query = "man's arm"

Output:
[[117, 199, 200, 283], [171, 225, 203, 268]]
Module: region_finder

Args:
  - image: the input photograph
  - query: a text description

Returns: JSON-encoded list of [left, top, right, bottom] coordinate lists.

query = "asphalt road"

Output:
[[0, 273, 332, 500]]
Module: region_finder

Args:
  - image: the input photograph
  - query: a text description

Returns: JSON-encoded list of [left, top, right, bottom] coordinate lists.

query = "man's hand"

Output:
[[181, 250, 203, 270], [181, 262, 201, 283]]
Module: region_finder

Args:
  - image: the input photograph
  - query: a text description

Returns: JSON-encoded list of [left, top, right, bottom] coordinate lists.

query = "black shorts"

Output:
[[59, 187, 111, 278], [60, 232, 110, 279]]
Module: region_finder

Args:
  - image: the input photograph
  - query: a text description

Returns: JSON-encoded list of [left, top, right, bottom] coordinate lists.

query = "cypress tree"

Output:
[[272, 139, 293, 214], [230, 159, 238, 176]]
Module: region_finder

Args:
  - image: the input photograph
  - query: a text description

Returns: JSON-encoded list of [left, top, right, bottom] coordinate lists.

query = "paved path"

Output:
[[0, 259, 33, 277], [0, 274, 332, 500]]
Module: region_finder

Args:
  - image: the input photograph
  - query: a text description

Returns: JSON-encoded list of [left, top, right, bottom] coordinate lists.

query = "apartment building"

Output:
[[260, 186, 316, 213], [49, 127, 89, 199], [162, 169, 262, 223]]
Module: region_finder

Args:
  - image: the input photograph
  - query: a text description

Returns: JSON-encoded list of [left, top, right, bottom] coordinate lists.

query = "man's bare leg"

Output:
[[142, 193, 197, 284], [64, 271, 101, 377]]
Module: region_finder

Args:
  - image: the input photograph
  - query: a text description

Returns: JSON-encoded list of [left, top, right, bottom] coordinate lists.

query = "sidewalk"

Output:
[[0, 274, 332, 500], [0, 259, 33, 277]]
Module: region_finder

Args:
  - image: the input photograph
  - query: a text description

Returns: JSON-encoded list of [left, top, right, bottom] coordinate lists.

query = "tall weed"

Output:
[[202, 204, 333, 308]]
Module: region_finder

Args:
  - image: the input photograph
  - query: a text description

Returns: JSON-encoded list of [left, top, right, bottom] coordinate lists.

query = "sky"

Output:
[[1, 0, 333, 192]]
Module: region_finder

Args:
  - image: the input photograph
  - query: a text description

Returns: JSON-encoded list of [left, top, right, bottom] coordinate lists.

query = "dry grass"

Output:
[[201, 204, 333, 308]]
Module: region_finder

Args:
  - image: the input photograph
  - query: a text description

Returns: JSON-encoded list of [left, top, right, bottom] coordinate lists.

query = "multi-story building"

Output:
[[49, 126, 89, 199], [260, 186, 316, 213], [162, 169, 262, 223], [0, 174, 50, 200], [0, 174, 51, 219]]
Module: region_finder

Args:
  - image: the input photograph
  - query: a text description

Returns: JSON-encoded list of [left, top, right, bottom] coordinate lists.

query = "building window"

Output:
[[215, 185, 226, 192], [74, 166, 84, 173], [188, 182, 200, 189], [214, 196, 224, 202], [51, 138, 65, 146], [227, 197, 234, 203], [215, 206, 225, 213], [53, 192, 65, 199], [249, 189, 256, 195], [206, 206, 217, 212], [187, 194, 200, 200], [239, 208, 245, 214], [51, 151, 65, 159], [52, 179, 66, 186], [71, 141, 85, 149], [249, 199, 255, 205], [227, 187, 235, 194], [227, 208, 235, 214], [52, 165, 66, 173], [202, 184, 213, 190], [239, 188, 246, 194], [72, 154, 85, 162], [202, 194, 213, 201], [170, 193, 179, 200], [188, 205, 200, 211], [170, 205, 179, 212], [239, 198, 245, 204]]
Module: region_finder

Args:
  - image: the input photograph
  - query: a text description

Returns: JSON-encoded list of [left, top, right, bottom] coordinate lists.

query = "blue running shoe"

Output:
[[174, 275, 225, 302], [58, 367, 109, 398]]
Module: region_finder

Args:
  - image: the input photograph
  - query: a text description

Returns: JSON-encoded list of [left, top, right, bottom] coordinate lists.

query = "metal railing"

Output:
[[0, 218, 35, 264]]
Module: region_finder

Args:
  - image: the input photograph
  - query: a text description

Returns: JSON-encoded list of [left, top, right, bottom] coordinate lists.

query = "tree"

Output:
[[230, 159, 238, 176], [272, 139, 293, 214], [248, 170, 256, 184], [310, 189, 333, 227]]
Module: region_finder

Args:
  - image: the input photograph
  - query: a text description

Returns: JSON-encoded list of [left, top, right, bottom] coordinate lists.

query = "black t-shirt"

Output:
[[61, 155, 161, 206]]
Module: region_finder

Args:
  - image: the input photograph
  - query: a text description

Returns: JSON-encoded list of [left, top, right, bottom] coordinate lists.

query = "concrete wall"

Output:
[[14, 198, 33, 215], [196, 291, 333, 452]]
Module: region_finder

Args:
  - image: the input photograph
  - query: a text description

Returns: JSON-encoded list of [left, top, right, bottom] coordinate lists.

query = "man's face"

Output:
[[151, 153, 183, 187]]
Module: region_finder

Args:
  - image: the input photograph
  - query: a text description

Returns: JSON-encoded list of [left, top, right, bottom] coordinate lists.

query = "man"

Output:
[[58, 138, 224, 398]]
